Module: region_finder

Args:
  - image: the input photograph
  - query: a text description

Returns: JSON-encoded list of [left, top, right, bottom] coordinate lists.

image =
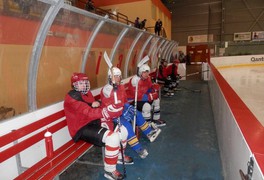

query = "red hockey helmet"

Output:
[[71, 73, 89, 85], [71, 73, 90, 94]]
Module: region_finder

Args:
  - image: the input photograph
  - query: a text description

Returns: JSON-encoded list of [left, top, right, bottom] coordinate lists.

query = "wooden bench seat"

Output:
[[15, 140, 92, 180]]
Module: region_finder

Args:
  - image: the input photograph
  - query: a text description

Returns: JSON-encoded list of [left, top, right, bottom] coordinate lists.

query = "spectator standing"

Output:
[[155, 19, 162, 36], [253, 32, 258, 39], [140, 19, 147, 29], [85, 0, 95, 12], [186, 52, 191, 65], [178, 51, 186, 63], [134, 17, 140, 28]]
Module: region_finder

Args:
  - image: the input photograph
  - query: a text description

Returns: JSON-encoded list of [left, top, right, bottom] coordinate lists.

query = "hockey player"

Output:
[[100, 67, 161, 159], [64, 72, 131, 180], [157, 59, 168, 80], [157, 59, 174, 96], [166, 59, 181, 91], [127, 63, 166, 127]]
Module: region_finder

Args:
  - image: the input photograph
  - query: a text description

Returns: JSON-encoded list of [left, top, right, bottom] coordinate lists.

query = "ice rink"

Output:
[[217, 65, 264, 126]]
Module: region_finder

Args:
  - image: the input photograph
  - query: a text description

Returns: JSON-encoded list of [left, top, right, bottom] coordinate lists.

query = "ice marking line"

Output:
[[217, 63, 264, 69]]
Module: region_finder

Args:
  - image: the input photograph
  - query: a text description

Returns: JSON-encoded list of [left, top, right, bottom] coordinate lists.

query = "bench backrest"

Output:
[[0, 110, 66, 163]]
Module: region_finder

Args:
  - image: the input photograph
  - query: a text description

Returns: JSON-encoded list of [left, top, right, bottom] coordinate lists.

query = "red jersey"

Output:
[[100, 84, 127, 106], [158, 64, 168, 79], [166, 63, 178, 77], [127, 75, 153, 101]]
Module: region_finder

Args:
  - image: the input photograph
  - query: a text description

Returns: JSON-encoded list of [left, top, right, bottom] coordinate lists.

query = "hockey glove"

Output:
[[152, 83, 160, 92], [148, 92, 159, 101], [101, 117, 114, 131], [102, 104, 123, 119]]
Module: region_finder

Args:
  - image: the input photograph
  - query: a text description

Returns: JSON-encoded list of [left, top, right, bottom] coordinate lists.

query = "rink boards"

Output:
[[209, 54, 264, 180]]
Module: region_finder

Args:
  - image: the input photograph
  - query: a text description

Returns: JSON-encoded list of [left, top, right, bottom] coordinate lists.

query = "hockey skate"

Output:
[[173, 87, 181, 91], [117, 155, 134, 165], [136, 148, 149, 159], [104, 170, 124, 180], [169, 90, 174, 96], [147, 128, 161, 142], [152, 119, 166, 127], [162, 92, 173, 97]]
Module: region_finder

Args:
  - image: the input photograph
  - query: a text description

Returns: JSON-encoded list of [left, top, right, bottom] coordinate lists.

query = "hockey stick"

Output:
[[137, 55, 150, 69], [181, 70, 209, 78], [155, 53, 163, 99], [179, 86, 201, 93], [155, 54, 161, 84], [150, 54, 161, 125], [103, 51, 126, 177], [133, 55, 150, 132], [133, 78, 138, 133], [176, 74, 202, 93], [175, 70, 209, 93]]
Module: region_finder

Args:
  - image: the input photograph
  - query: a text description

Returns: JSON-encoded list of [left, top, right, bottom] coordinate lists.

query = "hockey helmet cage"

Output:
[[71, 72, 90, 94]]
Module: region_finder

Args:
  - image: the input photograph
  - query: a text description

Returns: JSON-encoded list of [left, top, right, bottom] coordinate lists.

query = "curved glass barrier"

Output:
[[0, 0, 51, 118], [0, 0, 177, 121]]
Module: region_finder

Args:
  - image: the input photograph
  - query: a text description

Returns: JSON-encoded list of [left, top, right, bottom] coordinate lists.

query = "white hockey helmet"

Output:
[[138, 64, 150, 76], [108, 67, 122, 85], [108, 67, 122, 78]]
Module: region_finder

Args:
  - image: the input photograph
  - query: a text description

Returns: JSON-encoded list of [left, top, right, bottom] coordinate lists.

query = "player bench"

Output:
[[0, 80, 134, 179]]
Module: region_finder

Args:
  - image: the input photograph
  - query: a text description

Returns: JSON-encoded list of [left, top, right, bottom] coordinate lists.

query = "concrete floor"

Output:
[[60, 64, 223, 180]]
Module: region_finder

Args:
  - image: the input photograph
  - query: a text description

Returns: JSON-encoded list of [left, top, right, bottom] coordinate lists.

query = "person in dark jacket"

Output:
[[140, 19, 147, 29], [155, 19, 162, 36]]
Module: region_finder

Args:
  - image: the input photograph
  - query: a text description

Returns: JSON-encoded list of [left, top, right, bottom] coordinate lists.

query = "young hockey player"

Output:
[[166, 59, 181, 91], [64, 72, 131, 180], [157, 59, 174, 96], [100, 67, 161, 159], [127, 63, 166, 127]]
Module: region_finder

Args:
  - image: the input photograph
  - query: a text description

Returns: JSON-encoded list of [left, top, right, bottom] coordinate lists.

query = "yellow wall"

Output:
[[98, 0, 171, 39]]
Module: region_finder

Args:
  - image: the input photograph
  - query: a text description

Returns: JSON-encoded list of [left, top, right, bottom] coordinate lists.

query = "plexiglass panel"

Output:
[[0, 0, 50, 119], [88, 20, 126, 87], [115, 30, 139, 77], [37, 7, 98, 108], [0, 0, 175, 120]]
